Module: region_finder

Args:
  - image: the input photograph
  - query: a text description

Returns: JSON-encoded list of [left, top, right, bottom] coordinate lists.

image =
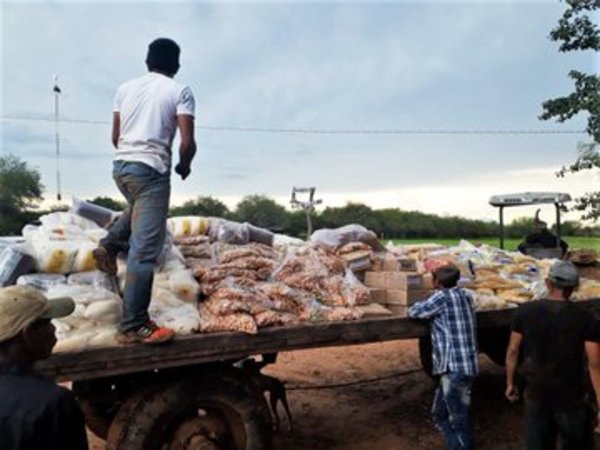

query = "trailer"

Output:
[[33, 299, 600, 450]]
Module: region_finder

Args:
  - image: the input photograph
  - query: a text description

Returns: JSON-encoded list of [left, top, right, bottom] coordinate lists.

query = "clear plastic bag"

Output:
[[16, 273, 66, 291]]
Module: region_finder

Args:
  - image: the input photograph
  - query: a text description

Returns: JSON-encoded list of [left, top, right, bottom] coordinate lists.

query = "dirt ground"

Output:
[[88, 339, 600, 449]]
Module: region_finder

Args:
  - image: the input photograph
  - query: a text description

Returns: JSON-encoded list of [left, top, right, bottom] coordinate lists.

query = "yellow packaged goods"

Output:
[[386, 289, 434, 306], [496, 289, 533, 303], [168, 216, 210, 238], [37, 242, 78, 273], [72, 242, 97, 273], [572, 279, 600, 300]]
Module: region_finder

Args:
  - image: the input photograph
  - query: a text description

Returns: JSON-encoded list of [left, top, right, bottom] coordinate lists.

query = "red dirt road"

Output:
[[88, 339, 600, 449]]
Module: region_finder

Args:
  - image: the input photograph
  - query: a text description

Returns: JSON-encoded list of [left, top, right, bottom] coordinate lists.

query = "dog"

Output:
[[240, 358, 293, 432]]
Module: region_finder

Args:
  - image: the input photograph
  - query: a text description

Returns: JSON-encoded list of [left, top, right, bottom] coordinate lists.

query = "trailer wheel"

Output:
[[418, 336, 433, 378], [106, 372, 272, 450], [72, 379, 128, 440]]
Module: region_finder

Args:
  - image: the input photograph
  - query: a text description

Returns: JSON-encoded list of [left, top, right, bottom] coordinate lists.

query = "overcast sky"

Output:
[[1, 0, 598, 223]]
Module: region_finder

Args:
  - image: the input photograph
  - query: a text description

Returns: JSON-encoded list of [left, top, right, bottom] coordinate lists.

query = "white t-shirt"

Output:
[[113, 72, 195, 174]]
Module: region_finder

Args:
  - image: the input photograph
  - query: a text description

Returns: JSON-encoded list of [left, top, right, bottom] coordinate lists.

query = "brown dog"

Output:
[[240, 358, 293, 432]]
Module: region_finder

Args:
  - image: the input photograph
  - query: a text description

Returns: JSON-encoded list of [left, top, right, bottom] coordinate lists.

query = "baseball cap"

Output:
[[548, 260, 579, 288], [0, 285, 75, 342]]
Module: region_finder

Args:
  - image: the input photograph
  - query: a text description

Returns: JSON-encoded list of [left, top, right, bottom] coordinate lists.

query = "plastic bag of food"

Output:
[[151, 303, 199, 335], [70, 198, 120, 228], [168, 269, 200, 303], [0, 246, 35, 286], [68, 271, 114, 292], [84, 299, 121, 324], [16, 273, 66, 291], [310, 224, 384, 252], [167, 216, 210, 238], [72, 241, 98, 273], [340, 269, 371, 306]]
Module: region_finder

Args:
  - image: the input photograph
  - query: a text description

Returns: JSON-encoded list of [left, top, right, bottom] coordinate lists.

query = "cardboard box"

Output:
[[364, 271, 387, 289], [369, 288, 387, 304], [386, 289, 435, 306], [422, 273, 434, 290], [364, 271, 426, 290], [383, 256, 417, 272], [386, 305, 408, 316], [341, 250, 372, 272]]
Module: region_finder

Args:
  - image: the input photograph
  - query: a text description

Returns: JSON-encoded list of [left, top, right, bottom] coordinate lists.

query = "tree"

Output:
[[170, 196, 230, 218], [233, 195, 290, 231], [540, 0, 600, 220], [88, 196, 126, 212], [0, 155, 44, 235]]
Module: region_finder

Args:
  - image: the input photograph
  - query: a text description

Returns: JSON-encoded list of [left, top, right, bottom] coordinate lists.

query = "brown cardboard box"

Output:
[[386, 305, 408, 316], [365, 271, 426, 290], [364, 271, 387, 288], [386, 289, 435, 306], [422, 273, 434, 290], [341, 250, 372, 272], [369, 288, 387, 304], [383, 256, 417, 272]]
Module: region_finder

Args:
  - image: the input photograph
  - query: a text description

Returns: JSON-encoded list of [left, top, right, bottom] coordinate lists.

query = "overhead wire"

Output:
[[1, 115, 586, 135]]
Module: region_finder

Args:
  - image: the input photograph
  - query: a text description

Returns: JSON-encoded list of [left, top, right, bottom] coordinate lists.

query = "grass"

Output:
[[388, 236, 600, 252]]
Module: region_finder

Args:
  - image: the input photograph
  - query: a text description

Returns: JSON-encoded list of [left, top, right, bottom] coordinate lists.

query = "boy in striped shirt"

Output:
[[408, 264, 478, 450]]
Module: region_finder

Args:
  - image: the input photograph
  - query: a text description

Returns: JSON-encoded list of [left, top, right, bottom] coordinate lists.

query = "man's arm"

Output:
[[505, 331, 522, 402], [111, 112, 120, 148], [407, 292, 445, 319], [585, 341, 600, 431], [174, 114, 196, 180]]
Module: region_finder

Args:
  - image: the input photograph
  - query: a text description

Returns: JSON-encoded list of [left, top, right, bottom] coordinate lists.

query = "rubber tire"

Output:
[[72, 379, 125, 440], [418, 335, 434, 378], [106, 372, 272, 450]]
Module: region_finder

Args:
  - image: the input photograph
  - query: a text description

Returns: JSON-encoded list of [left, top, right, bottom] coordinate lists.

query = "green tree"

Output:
[[541, 0, 600, 220], [170, 196, 230, 218], [233, 195, 290, 231], [88, 196, 126, 212], [0, 155, 44, 235]]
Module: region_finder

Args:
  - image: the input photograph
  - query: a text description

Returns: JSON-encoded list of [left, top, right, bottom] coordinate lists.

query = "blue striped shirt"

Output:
[[408, 288, 479, 376]]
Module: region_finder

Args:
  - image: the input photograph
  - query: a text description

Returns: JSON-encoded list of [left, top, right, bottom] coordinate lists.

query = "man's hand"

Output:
[[505, 384, 519, 402], [175, 163, 191, 180]]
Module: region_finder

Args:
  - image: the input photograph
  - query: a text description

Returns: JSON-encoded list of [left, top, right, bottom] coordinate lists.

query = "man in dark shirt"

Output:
[[0, 285, 89, 450], [517, 211, 568, 257], [505, 261, 600, 450]]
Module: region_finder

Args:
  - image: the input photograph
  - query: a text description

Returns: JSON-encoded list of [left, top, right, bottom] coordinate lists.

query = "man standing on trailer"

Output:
[[93, 37, 197, 344]]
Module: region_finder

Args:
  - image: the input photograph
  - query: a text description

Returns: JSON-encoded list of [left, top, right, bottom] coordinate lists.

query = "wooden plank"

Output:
[[35, 298, 600, 382]]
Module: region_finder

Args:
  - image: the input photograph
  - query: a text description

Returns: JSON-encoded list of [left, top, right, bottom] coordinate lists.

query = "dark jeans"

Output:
[[101, 161, 170, 332], [524, 400, 594, 450], [432, 372, 474, 450]]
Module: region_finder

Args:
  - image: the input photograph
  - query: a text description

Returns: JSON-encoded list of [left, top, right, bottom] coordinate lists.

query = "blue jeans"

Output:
[[524, 400, 593, 450], [101, 161, 170, 331], [432, 372, 474, 450]]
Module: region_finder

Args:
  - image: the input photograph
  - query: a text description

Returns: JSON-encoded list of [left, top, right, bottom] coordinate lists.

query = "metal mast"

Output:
[[53, 75, 62, 201], [290, 186, 322, 237]]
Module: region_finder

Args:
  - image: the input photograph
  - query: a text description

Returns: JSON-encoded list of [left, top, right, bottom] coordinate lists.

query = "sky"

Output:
[[1, 0, 598, 225]]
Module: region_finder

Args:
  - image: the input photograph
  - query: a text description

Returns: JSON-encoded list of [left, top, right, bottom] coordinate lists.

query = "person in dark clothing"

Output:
[[0, 285, 89, 450], [517, 209, 568, 256], [505, 261, 600, 450]]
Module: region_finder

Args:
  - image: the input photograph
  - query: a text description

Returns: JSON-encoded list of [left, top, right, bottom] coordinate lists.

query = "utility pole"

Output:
[[290, 186, 322, 237], [53, 75, 62, 201]]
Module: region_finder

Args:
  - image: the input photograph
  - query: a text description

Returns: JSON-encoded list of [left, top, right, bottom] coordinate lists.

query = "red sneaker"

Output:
[[117, 321, 175, 344]]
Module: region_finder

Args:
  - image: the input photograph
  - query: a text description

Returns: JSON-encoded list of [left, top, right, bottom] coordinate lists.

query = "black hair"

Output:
[[433, 264, 461, 289], [146, 38, 180, 76]]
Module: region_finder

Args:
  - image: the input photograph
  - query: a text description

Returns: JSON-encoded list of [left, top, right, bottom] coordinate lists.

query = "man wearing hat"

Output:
[[506, 261, 600, 449], [408, 264, 478, 450], [93, 37, 197, 344], [0, 285, 89, 450]]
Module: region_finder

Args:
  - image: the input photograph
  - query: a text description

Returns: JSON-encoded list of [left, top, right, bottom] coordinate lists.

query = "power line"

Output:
[[1, 114, 586, 135]]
